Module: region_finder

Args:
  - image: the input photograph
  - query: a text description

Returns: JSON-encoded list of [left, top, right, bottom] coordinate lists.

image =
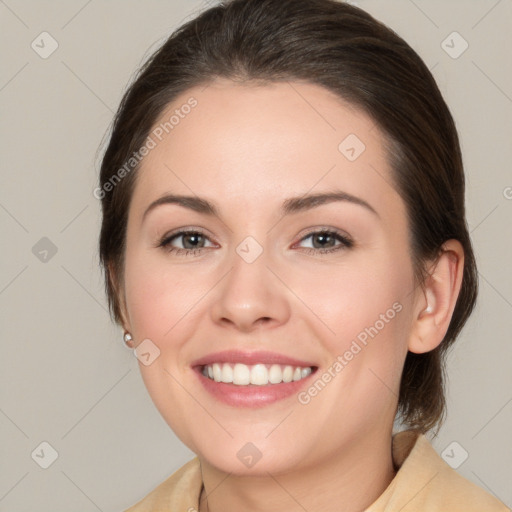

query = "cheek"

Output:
[[123, 249, 200, 339], [291, 252, 412, 348], [291, 252, 412, 410], [124, 272, 169, 339], [122, 250, 209, 447]]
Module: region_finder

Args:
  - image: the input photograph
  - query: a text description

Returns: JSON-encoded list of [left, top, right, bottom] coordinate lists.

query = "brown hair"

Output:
[[98, 0, 477, 433]]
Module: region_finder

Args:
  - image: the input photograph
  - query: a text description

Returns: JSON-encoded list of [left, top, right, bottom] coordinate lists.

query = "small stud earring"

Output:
[[123, 332, 133, 348]]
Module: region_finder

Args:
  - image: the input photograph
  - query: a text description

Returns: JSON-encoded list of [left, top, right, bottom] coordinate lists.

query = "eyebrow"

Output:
[[142, 189, 379, 222]]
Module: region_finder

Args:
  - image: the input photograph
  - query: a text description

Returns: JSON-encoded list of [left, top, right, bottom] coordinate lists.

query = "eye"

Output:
[[158, 229, 216, 256], [157, 227, 353, 257], [295, 229, 353, 254]]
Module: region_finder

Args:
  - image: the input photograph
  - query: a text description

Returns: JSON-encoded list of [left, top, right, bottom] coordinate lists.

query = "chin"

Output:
[[197, 442, 301, 476]]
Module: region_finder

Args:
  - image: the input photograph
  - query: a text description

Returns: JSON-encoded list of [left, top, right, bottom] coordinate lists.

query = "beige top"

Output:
[[124, 430, 509, 511]]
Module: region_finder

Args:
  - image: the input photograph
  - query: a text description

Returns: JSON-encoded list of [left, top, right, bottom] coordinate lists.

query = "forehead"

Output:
[[130, 79, 402, 222]]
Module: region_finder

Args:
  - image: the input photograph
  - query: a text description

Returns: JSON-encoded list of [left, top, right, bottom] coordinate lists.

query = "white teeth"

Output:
[[212, 363, 222, 382], [301, 367, 312, 378], [282, 365, 293, 383], [221, 363, 233, 383], [268, 364, 282, 384], [250, 364, 268, 385], [233, 363, 251, 385], [202, 362, 314, 386]]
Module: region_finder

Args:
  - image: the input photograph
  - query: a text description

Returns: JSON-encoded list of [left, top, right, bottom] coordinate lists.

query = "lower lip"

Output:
[[194, 367, 316, 407]]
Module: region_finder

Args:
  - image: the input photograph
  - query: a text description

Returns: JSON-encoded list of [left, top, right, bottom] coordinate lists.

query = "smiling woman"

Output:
[[97, 1, 507, 511]]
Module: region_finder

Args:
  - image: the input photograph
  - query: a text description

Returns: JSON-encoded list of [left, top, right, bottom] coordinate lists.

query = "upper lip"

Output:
[[191, 350, 317, 368]]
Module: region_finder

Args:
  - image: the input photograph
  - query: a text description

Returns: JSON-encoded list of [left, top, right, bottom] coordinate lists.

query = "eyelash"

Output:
[[157, 227, 354, 257]]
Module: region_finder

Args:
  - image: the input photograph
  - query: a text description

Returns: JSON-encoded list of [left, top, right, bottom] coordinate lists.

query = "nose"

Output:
[[209, 247, 291, 333]]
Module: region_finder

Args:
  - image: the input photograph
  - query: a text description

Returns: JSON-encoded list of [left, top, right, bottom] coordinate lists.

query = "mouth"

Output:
[[191, 350, 318, 407], [201, 362, 314, 385]]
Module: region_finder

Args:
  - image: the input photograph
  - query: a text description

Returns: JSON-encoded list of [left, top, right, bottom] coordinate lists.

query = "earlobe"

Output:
[[408, 240, 465, 354]]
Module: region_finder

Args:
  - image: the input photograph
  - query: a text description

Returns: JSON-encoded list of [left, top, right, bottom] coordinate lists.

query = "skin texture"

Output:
[[117, 79, 464, 512]]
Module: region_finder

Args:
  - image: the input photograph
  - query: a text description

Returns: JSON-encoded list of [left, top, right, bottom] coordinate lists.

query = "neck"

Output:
[[198, 428, 396, 512]]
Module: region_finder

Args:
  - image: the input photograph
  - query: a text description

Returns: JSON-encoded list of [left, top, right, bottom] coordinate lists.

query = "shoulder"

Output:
[[123, 457, 202, 512], [368, 430, 509, 511]]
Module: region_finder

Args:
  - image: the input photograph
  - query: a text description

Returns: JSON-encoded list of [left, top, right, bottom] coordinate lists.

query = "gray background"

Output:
[[0, 0, 511, 510]]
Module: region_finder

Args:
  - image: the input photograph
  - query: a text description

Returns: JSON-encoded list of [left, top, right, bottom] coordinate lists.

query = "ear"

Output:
[[107, 260, 132, 338], [408, 240, 465, 354]]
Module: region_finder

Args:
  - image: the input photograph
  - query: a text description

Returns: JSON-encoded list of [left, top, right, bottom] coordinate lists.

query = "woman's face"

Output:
[[121, 79, 419, 474]]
